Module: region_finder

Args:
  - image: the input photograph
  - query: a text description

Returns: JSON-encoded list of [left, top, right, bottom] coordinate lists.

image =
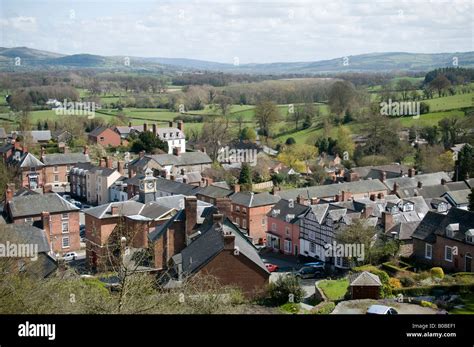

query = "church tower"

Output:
[[139, 168, 157, 203]]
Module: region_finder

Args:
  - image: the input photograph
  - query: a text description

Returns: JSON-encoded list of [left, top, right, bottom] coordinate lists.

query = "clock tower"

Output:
[[139, 168, 158, 203]]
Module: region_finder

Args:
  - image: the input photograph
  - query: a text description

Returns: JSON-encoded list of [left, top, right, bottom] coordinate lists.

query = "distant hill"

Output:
[[1, 47, 473, 74]]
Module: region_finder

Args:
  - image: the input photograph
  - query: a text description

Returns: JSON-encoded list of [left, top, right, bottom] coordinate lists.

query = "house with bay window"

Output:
[[412, 208, 474, 272]]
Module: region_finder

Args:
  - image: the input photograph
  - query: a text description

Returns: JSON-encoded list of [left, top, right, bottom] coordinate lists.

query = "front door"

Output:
[[294, 245, 298, 256], [466, 254, 472, 272]]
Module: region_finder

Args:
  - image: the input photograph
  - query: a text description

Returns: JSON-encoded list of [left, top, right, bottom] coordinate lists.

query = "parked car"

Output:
[[366, 305, 398, 315], [295, 266, 324, 279], [265, 263, 279, 272], [303, 261, 325, 269], [62, 252, 78, 262]]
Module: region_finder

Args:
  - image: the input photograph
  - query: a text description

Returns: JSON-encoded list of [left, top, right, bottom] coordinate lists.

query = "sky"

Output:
[[0, 0, 473, 64]]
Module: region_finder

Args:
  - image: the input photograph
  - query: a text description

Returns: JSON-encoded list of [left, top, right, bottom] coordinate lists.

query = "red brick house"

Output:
[[3, 189, 81, 255], [88, 126, 121, 147], [412, 208, 474, 272], [230, 191, 281, 245], [266, 198, 309, 256]]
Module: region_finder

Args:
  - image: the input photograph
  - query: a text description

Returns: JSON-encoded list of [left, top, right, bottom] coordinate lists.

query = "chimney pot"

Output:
[[177, 120, 184, 131], [233, 184, 241, 193], [185, 197, 198, 240]]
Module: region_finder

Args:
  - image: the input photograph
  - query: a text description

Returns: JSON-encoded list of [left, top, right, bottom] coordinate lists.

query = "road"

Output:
[[332, 299, 439, 314]]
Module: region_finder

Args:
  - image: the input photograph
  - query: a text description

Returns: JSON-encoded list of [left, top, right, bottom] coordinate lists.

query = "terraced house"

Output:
[[3, 190, 80, 254]]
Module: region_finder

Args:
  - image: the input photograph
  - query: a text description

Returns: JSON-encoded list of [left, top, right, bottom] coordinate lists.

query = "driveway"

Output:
[[332, 299, 439, 314]]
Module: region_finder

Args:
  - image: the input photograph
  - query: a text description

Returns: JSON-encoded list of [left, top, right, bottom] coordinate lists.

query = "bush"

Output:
[[420, 300, 437, 309], [267, 274, 305, 306], [311, 302, 335, 315], [389, 278, 402, 289], [399, 275, 416, 287], [430, 267, 445, 280], [279, 302, 300, 314]]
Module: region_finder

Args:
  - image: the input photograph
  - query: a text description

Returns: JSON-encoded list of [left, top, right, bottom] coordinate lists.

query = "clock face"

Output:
[[139, 182, 145, 190], [146, 182, 155, 190]]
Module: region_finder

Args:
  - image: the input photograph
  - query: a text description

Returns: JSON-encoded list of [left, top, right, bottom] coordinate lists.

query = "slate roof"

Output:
[[386, 221, 420, 241], [88, 126, 109, 137], [8, 193, 79, 218], [442, 189, 471, 206], [18, 153, 44, 168], [267, 199, 309, 223], [385, 172, 451, 191], [0, 143, 13, 153], [278, 179, 388, 200], [349, 271, 382, 286], [350, 164, 408, 180], [177, 218, 268, 275], [21, 130, 52, 142], [156, 177, 200, 196], [412, 208, 474, 243], [231, 191, 281, 207], [151, 152, 212, 167], [197, 185, 233, 199], [42, 153, 90, 166], [84, 201, 144, 219], [0, 223, 50, 253]]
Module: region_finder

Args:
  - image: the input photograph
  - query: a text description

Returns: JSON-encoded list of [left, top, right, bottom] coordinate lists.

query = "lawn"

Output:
[[449, 293, 474, 314], [424, 92, 474, 112], [318, 279, 349, 301]]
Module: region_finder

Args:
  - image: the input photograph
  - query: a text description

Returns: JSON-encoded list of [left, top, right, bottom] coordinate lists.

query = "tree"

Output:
[[212, 95, 233, 119], [336, 219, 376, 265], [240, 127, 256, 142], [285, 137, 296, 145], [396, 79, 413, 101], [238, 163, 252, 185], [335, 125, 355, 159], [420, 126, 438, 146], [254, 100, 280, 142], [430, 74, 451, 97], [131, 131, 168, 154], [456, 144, 474, 180], [200, 117, 230, 161], [328, 81, 356, 121], [468, 188, 474, 212]]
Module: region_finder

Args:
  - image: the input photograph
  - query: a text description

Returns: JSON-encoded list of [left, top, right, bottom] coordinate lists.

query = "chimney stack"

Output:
[[41, 211, 51, 242], [111, 205, 119, 215], [117, 160, 124, 175], [310, 197, 319, 205], [143, 123, 148, 133], [172, 147, 181, 156], [169, 121, 173, 128], [393, 183, 399, 194], [341, 190, 352, 202], [99, 157, 106, 168], [5, 187, 13, 203], [185, 197, 198, 239], [296, 194, 306, 205], [362, 206, 374, 218], [152, 124, 157, 136], [223, 232, 236, 251], [43, 185, 52, 194], [40, 147, 46, 160], [233, 184, 241, 193], [215, 197, 232, 218], [106, 156, 113, 169], [417, 181, 423, 189], [441, 178, 447, 185], [177, 120, 184, 131], [382, 211, 394, 232], [139, 150, 145, 159], [408, 168, 415, 178], [380, 171, 387, 183], [213, 213, 224, 225]]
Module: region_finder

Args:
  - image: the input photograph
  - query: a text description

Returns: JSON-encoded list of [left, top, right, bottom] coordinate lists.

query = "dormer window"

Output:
[[446, 223, 459, 238], [466, 230, 474, 244]]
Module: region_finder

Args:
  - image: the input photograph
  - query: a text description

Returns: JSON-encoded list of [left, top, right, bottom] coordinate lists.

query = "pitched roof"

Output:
[[267, 199, 309, 223], [412, 208, 474, 243], [89, 126, 109, 137], [350, 271, 382, 286], [156, 177, 200, 195], [0, 223, 50, 253], [84, 201, 144, 219], [197, 185, 233, 198], [151, 152, 212, 167], [231, 191, 281, 207], [8, 193, 79, 218], [442, 189, 471, 206], [385, 172, 451, 191], [178, 218, 268, 275], [42, 153, 90, 166], [18, 153, 44, 168], [22, 130, 51, 142], [278, 179, 388, 200]]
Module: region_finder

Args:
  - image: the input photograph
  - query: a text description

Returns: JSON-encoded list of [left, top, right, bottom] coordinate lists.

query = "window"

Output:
[[53, 165, 58, 173], [236, 206, 240, 212], [285, 227, 290, 236], [54, 175, 59, 182], [310, 242, 316, 253], [61, 213, 69, 220], [236, 217, 240, 226], [99, 136, 104, 141], [62, 236, 70, 248], [445, 246, 453, 262], [271, 223, 277, 232], [425, 243, 432, 260], [242, 219, 247, 229], [242, 208, 247, 214], [62, 222, 69, 233], [284, 240, 292, 253], [467, 235, 474, 244]]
